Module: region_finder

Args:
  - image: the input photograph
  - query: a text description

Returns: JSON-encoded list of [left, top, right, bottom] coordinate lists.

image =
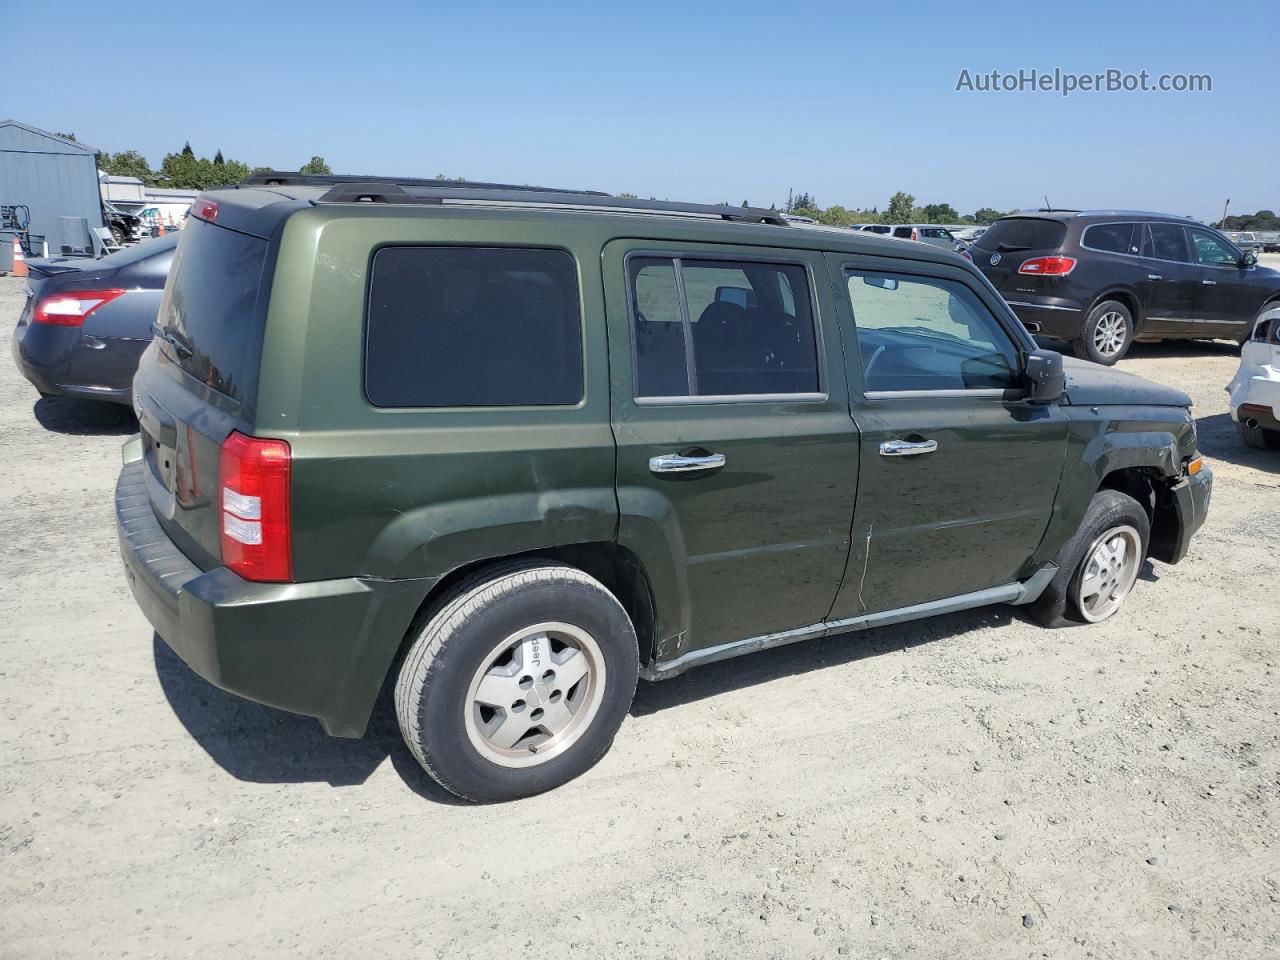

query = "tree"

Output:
[[885, 191, 915, 223], [819, 204, 857, 227], [213, 149, 225, 165], [56, 131, 77, 142], [99, 150, 152, 181], [300, 155, 332, 175], [181, 141, 195, 158], [973, 207, 1005, 225], [618, 191, 638, 199], [920, 202, 960, 224]]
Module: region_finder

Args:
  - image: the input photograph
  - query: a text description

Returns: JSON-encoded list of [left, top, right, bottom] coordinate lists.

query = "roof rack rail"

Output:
[[239, 171, 609, 196], [311, 182, 790, 226]]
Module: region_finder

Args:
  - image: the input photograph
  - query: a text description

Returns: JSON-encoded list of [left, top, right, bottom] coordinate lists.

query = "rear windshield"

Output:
[[973, 218, 1067, 252], [156, 219, 269, 403]]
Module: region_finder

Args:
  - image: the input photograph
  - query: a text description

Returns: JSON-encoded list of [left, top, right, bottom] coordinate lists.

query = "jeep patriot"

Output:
[[116, 174, 1212, 801]]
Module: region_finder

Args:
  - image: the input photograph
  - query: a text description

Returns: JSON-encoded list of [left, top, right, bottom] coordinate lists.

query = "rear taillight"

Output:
[[1018, 256, 1077, 276], [911, 228, 919, 241], [32, 289, 125, 326], [192, 198, 219, 222], [219, 431, 292, 582]]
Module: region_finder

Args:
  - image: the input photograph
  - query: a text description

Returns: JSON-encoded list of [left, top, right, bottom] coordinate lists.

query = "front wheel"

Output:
[[394, 561, 638, 803], [1027, 489, 1150, 627], [1073, 300, 1134, 365]]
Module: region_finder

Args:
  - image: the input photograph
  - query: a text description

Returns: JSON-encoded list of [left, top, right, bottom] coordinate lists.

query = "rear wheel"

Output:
[[1073, 300, 1133, 365], [394, 561, 639, 803], [1027, 489, 1150, 627], [1238, 418, 1280, 450]]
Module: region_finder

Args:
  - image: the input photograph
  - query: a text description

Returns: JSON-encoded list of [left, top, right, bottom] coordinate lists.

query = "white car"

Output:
[[1227, 304, 1280, 449]]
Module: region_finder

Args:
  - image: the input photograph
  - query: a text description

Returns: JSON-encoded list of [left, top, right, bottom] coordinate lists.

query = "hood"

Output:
[[1061, 356, 1191, 408]]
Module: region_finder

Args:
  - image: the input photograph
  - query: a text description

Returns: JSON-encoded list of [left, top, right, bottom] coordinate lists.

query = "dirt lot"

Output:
[[1, 271, 1277, 959]]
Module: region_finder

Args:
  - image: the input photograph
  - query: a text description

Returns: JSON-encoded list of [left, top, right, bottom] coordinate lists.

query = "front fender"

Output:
[[1031, 414, 1186, 567]]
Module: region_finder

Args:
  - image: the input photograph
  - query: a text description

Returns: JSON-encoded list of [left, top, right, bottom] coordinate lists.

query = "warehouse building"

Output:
[[0, 119, 104, 257]]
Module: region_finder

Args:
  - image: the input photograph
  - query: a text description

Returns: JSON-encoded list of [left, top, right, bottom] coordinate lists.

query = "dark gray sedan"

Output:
[[11, 234, 177, 406]]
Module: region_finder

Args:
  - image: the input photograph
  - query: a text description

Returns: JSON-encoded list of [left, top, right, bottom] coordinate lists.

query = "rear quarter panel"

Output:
[[255, 209, 619, 585]]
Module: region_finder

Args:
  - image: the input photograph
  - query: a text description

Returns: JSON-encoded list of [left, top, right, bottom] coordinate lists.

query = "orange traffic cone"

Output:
[[11, 237, 27, 278]]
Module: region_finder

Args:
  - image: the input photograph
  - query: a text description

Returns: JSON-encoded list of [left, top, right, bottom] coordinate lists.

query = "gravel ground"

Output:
[[1, 270, 1277, 959]]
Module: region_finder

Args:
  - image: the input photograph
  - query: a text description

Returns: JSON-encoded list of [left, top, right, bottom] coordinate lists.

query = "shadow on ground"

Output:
[[1034, 337, 1242, 362], [34, 396, 137, 436], [1195, 411, 1279, 474], [154, 603, 1040, 801], [152, 635, 465, 804]]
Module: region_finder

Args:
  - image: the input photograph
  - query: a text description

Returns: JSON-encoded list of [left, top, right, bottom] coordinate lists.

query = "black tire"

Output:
[[109, 224, 125, 245], [394, 561, 638, 803], [1238, 418, 1280, 450], [1026, 489, 1150, 628], [1073, 300, 1134, 365]]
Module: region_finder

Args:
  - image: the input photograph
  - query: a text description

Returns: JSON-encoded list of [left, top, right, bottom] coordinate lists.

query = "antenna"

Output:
[[1044, 194, 1052, 212]]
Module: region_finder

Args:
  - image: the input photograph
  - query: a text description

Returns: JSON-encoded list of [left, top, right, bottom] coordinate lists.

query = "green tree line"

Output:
[[781, 189, 1006, 226], [97, 141, 332, 190]]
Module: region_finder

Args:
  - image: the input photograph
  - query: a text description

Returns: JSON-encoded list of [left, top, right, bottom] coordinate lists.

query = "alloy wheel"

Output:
[[463, 621, 607, 768], [1092, 311, 1128, 359], [1074, 524, 1142, 622]]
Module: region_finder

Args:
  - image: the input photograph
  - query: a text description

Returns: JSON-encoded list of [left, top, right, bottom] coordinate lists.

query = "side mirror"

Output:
[[1242, 250, 1258, 268], [1024, 348, 1065, 404]]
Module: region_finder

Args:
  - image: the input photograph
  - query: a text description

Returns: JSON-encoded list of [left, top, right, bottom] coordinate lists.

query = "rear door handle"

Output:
[[879, 439, 938, 457], [1147, 274, 1163, 281], [1202, 279, 1217, 286], [649, 453, 727, 474]]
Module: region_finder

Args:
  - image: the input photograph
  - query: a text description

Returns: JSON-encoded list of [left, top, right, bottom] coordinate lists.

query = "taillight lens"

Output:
[[910, 228, 919, 241], [32, 289, 125, 326], [219, 431, 292, 582], [192, 198, 219, 222], [1018, 256, 1077, 276]]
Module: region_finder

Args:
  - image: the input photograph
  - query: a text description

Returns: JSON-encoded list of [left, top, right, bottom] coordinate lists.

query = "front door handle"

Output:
[[879, 439, 938, 457], [1147, 273, 1163, 281], [1202, 279, 1217, 286], [649, 452, 727, 474]]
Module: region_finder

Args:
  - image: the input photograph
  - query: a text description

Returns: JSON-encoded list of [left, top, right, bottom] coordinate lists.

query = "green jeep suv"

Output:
[[116, 175, 1211, 802]]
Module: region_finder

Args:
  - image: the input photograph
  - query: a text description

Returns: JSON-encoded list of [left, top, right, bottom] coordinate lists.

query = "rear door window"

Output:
[[365, 246, 582, 407], [629, 257, 819, 398], [1143, 223, 1191, 262], [972, 218, 1067, 252], [1082, 222, 1137, 255]]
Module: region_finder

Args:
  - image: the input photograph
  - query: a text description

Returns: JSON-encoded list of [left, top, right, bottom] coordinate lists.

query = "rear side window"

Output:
[[366, 247, 582, 407], [973, 218, 1067, 252], [158, 219, 269, 403], [629, 257, 819, 398], [892, 227, 913, 238], [1082, 222, 1137, 255]]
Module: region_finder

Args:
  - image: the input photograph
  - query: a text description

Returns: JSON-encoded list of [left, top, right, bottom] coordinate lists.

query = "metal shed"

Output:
[[0, 119, 104, 254]]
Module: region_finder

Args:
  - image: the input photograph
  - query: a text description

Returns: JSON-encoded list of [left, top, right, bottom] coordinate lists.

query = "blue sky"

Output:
[[7, 0, 1275, 221]]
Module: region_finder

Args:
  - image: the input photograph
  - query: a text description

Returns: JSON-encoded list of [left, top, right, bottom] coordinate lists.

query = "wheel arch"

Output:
[[1089, 287, 1143, 333], [380, 542, 660, 701]]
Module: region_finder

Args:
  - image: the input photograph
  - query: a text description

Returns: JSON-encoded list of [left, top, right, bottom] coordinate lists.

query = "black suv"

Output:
[[970, 211, 1280, 364]]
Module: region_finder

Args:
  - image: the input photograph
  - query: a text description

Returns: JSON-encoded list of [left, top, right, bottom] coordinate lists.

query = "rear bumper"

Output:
[[12, 323, 141, 405], [1149, 468, 1213, 565], [1003, 299, 1086, 340], [115, 455, 428, 738]]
